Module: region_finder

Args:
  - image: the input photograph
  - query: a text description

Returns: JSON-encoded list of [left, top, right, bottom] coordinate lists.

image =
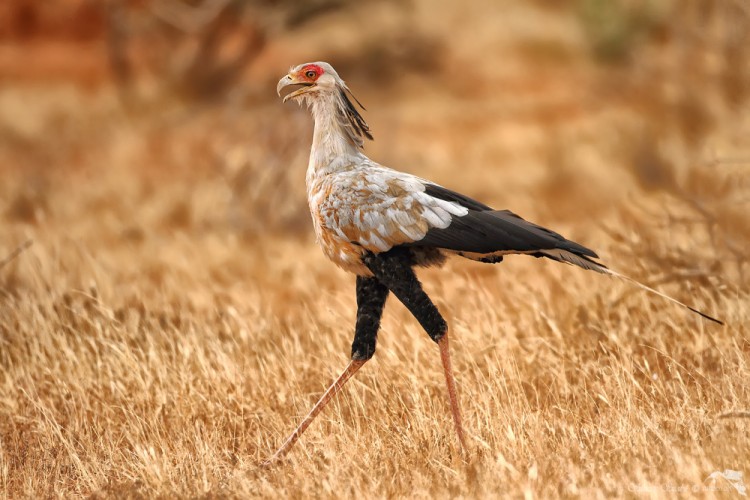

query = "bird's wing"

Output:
[[317, 167, 470, 253], [320, 166, 595, 260], [412, 183, 600, 259]]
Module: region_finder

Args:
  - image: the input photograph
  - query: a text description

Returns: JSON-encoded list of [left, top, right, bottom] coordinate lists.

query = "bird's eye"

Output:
[[305, 70, 317, 79]]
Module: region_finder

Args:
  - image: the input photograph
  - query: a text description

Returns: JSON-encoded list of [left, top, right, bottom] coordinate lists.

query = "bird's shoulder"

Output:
[[318, 163, 464, 212]]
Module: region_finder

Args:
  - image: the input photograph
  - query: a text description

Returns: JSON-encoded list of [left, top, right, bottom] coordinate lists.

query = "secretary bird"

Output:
[[268, 61, 722, 464]]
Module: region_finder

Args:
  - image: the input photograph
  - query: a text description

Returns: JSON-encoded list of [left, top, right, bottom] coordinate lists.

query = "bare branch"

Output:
[[150, 0, 234, 34], [718, 411, 750, 419], [105, 0, 134, 107], [0, 239, 33, 272]]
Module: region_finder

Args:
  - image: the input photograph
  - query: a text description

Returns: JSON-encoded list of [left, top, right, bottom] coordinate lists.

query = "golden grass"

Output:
[[1, 2, 749, 497]]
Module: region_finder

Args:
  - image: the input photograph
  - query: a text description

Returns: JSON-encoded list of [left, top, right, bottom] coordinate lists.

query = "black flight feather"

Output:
[[417, 184, 598, 258]]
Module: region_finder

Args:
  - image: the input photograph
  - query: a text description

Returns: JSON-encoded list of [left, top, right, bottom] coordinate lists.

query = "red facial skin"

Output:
[[298, 64, 324, 82]]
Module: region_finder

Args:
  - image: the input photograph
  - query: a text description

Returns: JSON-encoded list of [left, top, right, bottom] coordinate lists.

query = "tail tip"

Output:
[[689, 306, 724, 325]]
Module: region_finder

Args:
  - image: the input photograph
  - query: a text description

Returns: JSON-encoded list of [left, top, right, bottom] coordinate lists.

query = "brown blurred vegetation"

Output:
[[1, 0, 748, 497]]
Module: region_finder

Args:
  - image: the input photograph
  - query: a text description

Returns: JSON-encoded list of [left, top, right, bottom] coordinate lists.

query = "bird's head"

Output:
[[276, 62, 341, 103], [277, 61, 373, 146]]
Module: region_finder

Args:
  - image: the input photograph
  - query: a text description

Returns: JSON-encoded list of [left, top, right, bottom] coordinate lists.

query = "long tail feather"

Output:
[[541, 249, 723, 325], [603, 267, 723, 325]]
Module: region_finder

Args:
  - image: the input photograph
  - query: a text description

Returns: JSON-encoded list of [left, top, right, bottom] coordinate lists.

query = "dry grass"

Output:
[[1, 1, 749, 498]]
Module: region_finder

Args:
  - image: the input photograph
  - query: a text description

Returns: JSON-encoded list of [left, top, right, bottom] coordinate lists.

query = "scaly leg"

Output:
[[438, 333, 467, 452], [263, 359, 366, 466]]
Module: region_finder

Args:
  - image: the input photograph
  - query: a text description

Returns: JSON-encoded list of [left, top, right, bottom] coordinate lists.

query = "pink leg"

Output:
[[263, 360, 366, 466], [439, 333, 467, 453]]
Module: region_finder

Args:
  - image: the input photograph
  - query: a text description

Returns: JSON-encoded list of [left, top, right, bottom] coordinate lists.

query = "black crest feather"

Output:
[[338, 87, 373, 147]]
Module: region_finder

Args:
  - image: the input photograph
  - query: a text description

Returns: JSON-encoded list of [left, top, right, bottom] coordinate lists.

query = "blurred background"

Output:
[[0, 0, 748, 292], [1, 2, 748, 495]]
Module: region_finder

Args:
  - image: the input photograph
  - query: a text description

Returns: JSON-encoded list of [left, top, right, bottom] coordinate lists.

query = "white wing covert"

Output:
[[317, 166, 469, 253]]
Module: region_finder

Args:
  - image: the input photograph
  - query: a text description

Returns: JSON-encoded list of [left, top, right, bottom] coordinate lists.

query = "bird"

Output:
[[268, 61, 722, 464]]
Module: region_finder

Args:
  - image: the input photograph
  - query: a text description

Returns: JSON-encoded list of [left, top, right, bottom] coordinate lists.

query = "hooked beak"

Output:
[[277, 74, 314, 103]]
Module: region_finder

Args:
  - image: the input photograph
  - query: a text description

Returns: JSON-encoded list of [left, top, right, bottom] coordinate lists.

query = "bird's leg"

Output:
[[438, 332, 466, 452], [363, 248, 468, 454], [263, 276, 389, 466], [351, 276, 390, 361], [263, 359, 366, 466]]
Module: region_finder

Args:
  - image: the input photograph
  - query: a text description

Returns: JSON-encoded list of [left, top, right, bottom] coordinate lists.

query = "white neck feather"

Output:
[[309, 94, 360, 170], [304, 88, 373, 189]]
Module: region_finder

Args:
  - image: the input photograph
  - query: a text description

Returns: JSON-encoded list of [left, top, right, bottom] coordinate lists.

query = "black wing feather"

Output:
[[417, 184, 598, 258], [424, 183, 492, 211]]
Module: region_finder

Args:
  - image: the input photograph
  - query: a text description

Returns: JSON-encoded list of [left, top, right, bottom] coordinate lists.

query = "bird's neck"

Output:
[[307, 93, 363, 179]]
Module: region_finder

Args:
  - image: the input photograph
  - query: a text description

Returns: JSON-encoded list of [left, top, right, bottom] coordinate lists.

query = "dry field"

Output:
[[1, 1, 749, 497]]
